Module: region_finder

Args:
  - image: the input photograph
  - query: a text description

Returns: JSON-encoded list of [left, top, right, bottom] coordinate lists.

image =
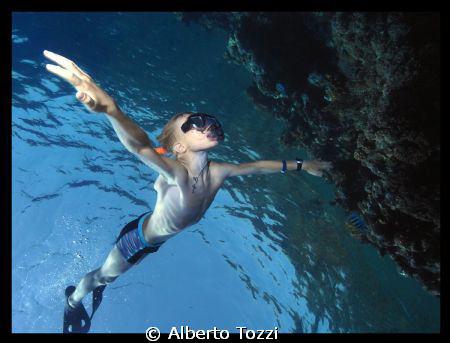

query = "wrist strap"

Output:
[[296, 158, 303, 171], [281, 159, 303, 173]]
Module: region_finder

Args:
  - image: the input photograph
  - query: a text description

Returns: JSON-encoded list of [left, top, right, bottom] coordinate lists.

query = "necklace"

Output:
[[191, 160, 209, 194]]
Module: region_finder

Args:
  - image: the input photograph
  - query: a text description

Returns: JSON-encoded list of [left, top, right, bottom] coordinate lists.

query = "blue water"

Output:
[[11, 12, 440, 333]]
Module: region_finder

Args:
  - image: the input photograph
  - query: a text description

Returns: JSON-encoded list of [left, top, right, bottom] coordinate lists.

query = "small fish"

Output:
[[345, 212, 367, 233], [275, 82, 286, 95]]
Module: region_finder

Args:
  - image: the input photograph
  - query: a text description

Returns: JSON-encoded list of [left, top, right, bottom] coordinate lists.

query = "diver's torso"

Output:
[[142, 160, 224, 245]]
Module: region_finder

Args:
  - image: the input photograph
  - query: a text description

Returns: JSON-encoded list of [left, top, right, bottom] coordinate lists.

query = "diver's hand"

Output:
[[302, 160, 332, 177], [43, 50, 118, 114]]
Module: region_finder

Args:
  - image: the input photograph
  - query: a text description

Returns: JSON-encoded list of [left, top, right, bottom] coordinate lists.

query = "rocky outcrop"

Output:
[[175, 12, 440, 296]]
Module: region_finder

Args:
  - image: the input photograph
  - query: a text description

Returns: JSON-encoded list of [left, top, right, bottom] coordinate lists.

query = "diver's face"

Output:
[[175, 114, 219, 153]]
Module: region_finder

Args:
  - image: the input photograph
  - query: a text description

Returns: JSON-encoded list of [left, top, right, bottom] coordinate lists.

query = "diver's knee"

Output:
[[95, 271, 118, 285], [102, 275, 118, 284]]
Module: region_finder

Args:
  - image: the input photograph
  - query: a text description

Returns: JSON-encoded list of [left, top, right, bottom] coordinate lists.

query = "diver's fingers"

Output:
[[43, 50, 90, 79], [45, 64, 83, 87], [309, 169, 322, 177], [45, 64, 84, 88], [319, 161, 332, 170]]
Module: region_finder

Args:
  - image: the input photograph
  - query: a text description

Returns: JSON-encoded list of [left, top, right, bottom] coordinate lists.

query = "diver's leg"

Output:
[[68, 245, 133, 308]]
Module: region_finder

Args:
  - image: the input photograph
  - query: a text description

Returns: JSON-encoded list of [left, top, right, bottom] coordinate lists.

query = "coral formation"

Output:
[[175, 12, 440, 296]]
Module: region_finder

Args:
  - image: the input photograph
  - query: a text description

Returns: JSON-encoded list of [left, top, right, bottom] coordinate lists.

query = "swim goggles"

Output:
[[181, 113, 224, 141]]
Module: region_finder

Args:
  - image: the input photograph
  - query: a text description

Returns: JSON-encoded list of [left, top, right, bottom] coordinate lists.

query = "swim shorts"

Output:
[[115, 211, 164, 264]]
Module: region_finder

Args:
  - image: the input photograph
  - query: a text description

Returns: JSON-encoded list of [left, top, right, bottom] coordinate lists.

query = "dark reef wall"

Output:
[[175, 12, 441, 296]]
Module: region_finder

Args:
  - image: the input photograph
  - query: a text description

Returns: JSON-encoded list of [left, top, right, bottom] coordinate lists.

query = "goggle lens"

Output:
[[184, 114, 220, 131], [190, 116, 205, 129], [181, 113, 224, 141]]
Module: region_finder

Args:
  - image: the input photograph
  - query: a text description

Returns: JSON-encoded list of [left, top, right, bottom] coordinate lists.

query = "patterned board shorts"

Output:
[[115, 211, 164, 264]]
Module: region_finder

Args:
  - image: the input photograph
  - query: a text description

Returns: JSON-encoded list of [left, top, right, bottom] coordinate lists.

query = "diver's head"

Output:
[[156, 112, 224, 158]]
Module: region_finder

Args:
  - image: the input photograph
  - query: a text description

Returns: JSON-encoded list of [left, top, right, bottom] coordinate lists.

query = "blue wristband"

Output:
[[281, 160, 287, 174]]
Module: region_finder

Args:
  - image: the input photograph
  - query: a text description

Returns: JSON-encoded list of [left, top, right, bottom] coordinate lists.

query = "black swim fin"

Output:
[[91, 285, 106, 320], [63, 286, 91, 333]]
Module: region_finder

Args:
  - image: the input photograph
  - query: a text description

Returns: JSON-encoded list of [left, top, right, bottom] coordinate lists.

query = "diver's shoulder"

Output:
[[209, 160, 231, 181], [159, 156, 188, 187]]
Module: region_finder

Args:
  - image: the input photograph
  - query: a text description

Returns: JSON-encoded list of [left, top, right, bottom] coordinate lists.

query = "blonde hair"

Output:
[[156, 112, 192, 156]]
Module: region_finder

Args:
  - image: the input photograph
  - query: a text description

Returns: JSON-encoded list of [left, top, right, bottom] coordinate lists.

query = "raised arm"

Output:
[[42, 50, 183, 183], [218, 159, 332, 179]]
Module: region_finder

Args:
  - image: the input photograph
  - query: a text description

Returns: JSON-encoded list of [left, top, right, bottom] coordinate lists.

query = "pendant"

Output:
[[192, 177, 198, 193]]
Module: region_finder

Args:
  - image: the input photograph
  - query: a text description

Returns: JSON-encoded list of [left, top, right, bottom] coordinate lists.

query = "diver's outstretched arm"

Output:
[[217, 159, 332, 179]]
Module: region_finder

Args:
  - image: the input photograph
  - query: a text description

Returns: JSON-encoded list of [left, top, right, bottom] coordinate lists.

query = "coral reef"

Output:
[[174, 12, 440, 296]]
